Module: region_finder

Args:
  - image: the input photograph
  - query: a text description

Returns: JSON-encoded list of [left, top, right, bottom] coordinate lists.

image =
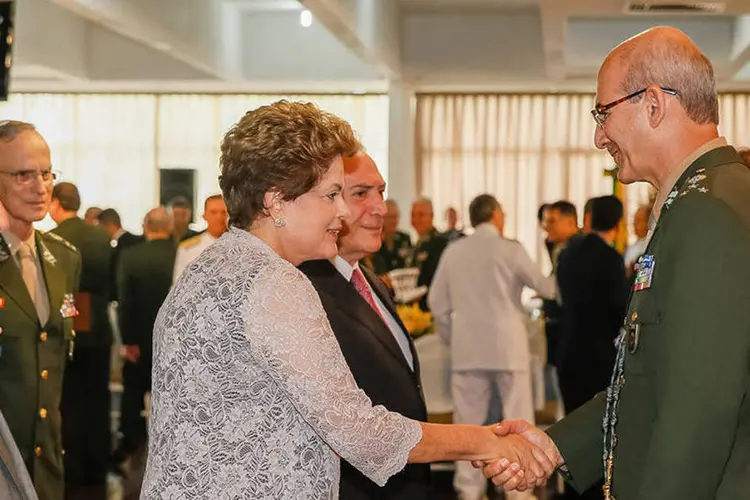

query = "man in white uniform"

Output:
[[172, 194, 228, 284], [428, 194, 556, 500]]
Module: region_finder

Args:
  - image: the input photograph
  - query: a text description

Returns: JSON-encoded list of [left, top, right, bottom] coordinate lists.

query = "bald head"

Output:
[[602, 26, 718, 125], [143, 207, 173, 237]]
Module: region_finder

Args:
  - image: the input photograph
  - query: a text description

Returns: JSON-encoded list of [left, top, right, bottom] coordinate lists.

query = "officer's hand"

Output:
[[122, 345, 140, 363], [0, 199, 9, 231]]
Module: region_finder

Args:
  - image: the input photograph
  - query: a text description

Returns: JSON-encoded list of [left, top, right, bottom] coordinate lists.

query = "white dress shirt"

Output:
[[172, 232, 217, 285], [332, 256, 414, 370], [428, 223, 557, 372]]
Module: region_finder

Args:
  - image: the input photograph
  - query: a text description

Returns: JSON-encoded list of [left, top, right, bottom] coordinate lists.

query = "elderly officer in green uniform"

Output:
[[370, 199, 412, 277], [479, 27, 750, 500], [0, 121, 81, 500], [410, 198, 448, 311]]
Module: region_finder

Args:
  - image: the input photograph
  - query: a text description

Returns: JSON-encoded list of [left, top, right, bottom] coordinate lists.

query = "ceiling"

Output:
[[11, 0, 750, 93]]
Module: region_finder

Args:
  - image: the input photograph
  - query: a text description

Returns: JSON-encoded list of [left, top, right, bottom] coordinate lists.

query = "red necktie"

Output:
[[351, 268, 386, 324]]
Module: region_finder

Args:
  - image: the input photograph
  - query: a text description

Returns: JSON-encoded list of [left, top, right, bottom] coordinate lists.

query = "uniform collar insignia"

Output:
[[38, 238, 57, 266]]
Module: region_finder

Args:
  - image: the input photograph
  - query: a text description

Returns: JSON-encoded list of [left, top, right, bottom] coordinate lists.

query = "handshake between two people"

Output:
[[474, 419, 564, 493]]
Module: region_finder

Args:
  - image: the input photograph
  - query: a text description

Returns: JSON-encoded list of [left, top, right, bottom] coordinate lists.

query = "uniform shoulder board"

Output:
[[42, 231, 79, 253], [179, 234, 202, 249], [674, 169, 710, 203]]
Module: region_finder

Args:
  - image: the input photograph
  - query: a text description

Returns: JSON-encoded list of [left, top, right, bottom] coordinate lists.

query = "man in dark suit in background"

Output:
[[555, 195, 627, 499], [49, 182, 114, 500], [97, 208, 143, 303], [113, 207, 176, 487], [300, 152, 429, 500]]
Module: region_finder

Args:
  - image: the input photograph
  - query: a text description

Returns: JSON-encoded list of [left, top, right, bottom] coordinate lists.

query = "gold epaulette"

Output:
[[179, 234, 202, 249]]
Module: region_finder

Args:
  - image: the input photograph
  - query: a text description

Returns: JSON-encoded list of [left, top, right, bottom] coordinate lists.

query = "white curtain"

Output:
[[0, 93, 389, 233], [415, 93, 750, 271]]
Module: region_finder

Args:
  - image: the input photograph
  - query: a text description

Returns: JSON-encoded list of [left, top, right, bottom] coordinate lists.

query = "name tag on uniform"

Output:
[[633, 255, 655, 291]]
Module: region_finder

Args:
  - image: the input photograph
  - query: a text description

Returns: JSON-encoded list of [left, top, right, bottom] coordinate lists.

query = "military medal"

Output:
[[60, 293, 78, 319], [633, 255, 655, 291], [0, 297, 4, 308]]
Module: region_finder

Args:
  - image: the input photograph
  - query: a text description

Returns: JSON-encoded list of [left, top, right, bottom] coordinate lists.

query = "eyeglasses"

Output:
[[591, 87, 678, 127], [0, 169, 57, 185]]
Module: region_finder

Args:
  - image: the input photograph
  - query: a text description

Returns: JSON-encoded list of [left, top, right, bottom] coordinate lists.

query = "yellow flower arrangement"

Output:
[[396, 303, 433, 339]]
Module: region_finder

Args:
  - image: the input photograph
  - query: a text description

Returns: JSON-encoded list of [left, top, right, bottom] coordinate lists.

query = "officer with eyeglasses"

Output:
[[0, 120, 81, 500]]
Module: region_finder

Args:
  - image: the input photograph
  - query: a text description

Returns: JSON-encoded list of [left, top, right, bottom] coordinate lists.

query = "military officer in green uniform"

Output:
[[479, 27, 750, 499], [410, 198, 448, 311], [49, 182, 113, 500], [0, 121, 81, 500], [370, 199, 412, 276]]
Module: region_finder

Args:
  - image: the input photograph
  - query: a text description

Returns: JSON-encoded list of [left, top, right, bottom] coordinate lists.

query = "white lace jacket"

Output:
[[140, 228, 422, 499]]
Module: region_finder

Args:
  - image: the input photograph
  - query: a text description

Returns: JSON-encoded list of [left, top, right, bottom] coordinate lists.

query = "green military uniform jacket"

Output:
[[371, 231, 413, 276], [410, 228, 449, 310], [0, 230, 81, 500], [548, 146, 750, 499], [50, 217, 113, 346]]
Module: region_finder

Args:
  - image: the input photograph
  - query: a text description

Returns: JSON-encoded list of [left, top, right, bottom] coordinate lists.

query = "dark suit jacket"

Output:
[[51, 217, 113, 347], [413, 228, 448, 311], [109, 231, 144, 301], [299, 259, 429, 500], [555, 233, 627, 412], [117, 238, 176, 374]]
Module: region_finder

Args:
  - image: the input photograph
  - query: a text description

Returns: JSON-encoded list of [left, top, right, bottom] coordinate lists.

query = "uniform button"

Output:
[[40, 332, 48, 342], [39, 408, 47, 419], [35, 446, 41, 457], [0, 326, 3, 335], [40, 369, 49, 380], [631, 312, 638, 322], [61, 449, 65, 456]]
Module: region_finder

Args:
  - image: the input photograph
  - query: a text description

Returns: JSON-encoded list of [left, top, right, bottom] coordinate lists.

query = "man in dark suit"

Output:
[[49, 182, 113, 500], [97, 208, 143, 303], [555, 195, 627, 499], [300, 152, 429, 500], [114, 207, 175, 486], [0, 121, 81, 500], [541, 200, 580, 368]]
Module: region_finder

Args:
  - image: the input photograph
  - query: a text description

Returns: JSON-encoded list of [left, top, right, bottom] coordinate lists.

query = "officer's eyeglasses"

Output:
[[0, 169, 57, 185], [591, 87, 678, 127]]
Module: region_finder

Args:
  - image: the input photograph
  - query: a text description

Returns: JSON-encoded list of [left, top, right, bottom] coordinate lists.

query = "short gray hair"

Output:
[[620, 32, 718, 125], [469, 194, 500, 227], [0, 120, 37, 142]]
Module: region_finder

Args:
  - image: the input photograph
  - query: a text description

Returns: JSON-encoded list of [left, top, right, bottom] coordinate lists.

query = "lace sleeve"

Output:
[[248, 263, 423, 486]]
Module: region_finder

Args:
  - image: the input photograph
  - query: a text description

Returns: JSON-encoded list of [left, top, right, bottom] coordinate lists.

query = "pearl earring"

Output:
[[273, 216, 285, 227]]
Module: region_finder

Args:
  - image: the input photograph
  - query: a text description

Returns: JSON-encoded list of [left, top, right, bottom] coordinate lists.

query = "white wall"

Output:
[[241, 11, 383, 80], [401, 11, 546, 82]]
